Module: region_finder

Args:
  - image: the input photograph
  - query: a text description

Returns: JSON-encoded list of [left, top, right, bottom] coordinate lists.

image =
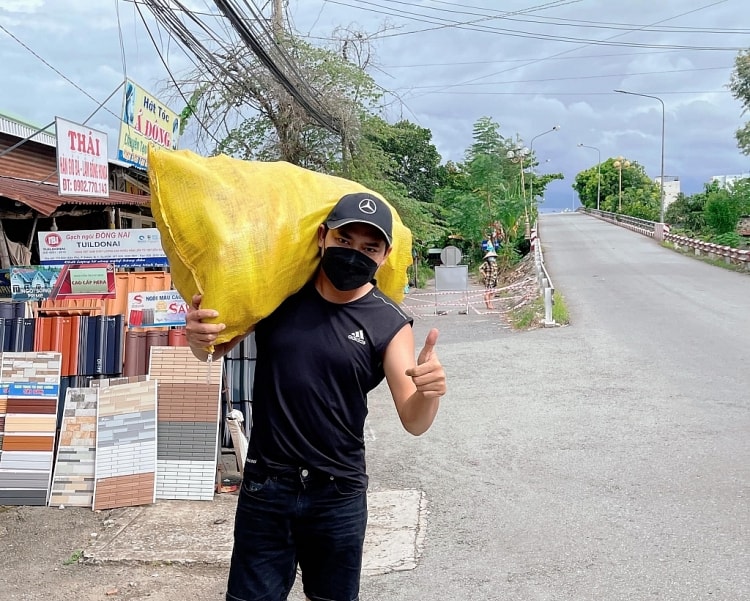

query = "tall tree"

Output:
[[729, 49, 750, 155], [175, 32, 380, 170], [468, 116, 506, 158], [362, 118, 445, 203], [344, 114, 444, 245], [574, 157, 659, 216], [436, 117, 528, 254]]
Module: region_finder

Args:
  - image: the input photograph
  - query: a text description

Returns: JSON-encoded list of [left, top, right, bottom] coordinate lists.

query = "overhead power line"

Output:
[[345, 0, 750, 35], [326, 0, 743, 50], [139, 0, 342, 136]]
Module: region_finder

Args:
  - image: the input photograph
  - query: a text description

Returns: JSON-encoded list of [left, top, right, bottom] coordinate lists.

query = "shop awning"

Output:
[[0, 174, 150, 217]]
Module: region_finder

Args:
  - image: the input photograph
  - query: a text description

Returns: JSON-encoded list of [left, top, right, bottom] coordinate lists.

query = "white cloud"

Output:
[[0, 0, 43, 13]]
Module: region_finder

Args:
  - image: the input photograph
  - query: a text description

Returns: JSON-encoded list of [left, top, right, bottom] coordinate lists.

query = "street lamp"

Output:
[[529, 125, 560, 202], [614, 89, 666, 222], [613, 156, 631, 212], [507, 146, 531, 236], [577, 143, 601, 211]]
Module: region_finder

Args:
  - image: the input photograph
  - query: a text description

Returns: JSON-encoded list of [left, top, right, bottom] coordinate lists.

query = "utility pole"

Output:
[[272, 0, 284, 39]]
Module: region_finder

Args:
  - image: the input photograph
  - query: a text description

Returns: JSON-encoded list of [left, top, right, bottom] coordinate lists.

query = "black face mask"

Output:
[[320, 246, 379, 291]]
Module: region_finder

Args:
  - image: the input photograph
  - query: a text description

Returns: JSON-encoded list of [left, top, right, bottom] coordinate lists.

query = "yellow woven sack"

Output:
[[147, 146, 412, 348]]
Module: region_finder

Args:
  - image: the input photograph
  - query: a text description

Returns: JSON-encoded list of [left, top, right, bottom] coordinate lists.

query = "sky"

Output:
[[1, 0, 749, 210]]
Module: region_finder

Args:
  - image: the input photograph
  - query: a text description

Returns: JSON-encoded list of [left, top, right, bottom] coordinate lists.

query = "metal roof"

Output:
[[0, 114, 56, 147], [0, 175, 150, 217]]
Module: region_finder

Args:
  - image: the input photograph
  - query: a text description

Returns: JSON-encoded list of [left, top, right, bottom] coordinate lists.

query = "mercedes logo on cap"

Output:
[[358, 198, 377, 214]]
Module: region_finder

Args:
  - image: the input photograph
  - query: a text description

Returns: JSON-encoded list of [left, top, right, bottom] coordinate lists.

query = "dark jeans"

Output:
[[226, 466, 368, 601]]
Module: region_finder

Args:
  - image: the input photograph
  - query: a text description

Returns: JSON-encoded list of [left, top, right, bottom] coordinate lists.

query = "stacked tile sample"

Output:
[[93, 379, 157, 510], [149, 347, 222, 501], [48, 387, 98, 507], [0, 352, 62, 506]]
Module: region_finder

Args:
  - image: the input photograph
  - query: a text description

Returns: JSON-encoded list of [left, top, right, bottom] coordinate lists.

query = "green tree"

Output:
[[665, 192, 704, 233], [727, 177, 750, 215], [435, 118, 528, 260], [704, 187, 741, 235], [573, 164, 601, 210], [344, 114, 444, 246], [729, 49, 750, 156], [361, 118, 445, 203], [575, 157, 659, 216], [468, 116, 505, 158]]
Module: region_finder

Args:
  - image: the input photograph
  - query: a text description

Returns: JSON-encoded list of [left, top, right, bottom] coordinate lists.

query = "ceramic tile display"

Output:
[[48, 387, 98, 507], [93, 379, 157, 510], [149, 346, 222, 501], [0, 352, 62, 506]]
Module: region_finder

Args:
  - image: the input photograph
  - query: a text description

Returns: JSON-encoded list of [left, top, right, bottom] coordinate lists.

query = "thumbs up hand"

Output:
[[405, 328, 446, 400]]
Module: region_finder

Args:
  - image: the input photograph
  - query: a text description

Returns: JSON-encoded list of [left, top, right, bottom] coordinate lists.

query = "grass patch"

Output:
[[508, 290, 570, 329], [409, 262, 433, 289], [508, 297, 544, 330], [552, 290, 570, 325], [63, 549, 83, 566]]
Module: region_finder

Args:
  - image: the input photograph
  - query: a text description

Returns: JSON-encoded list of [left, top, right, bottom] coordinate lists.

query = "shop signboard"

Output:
[[127, 290, 188, 328], [48, 263, 116, 300], [38, 228, 168, 268], [0, 266, 63, 301], [7, 382, 60, 398], [117, 78, 181, 169], [55, 116, 109, 197]]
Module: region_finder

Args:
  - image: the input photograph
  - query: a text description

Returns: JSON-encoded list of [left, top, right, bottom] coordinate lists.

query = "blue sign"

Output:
[[7, 382, 60, 398]]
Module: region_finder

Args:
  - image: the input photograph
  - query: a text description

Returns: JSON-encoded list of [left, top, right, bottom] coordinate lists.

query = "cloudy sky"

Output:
[[1, 0, 749, 209]]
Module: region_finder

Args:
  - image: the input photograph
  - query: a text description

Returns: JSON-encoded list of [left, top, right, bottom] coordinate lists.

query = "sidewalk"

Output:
[[84, 488, 427, 577]]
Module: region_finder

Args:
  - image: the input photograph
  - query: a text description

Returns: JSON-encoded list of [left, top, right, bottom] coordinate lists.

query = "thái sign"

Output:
[[55, 117, 109, 197]]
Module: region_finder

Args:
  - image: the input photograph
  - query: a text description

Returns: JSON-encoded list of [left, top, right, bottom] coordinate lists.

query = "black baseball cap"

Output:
[[325, 192, 393, 246]]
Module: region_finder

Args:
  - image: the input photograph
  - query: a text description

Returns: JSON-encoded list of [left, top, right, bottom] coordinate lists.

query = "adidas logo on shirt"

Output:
[[347, 330, 366, 345]]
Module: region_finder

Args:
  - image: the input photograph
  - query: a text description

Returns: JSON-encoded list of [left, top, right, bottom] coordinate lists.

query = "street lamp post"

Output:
[[529, 125, 560, 203], [577, 143, 601, 211], [614, 89, 666, 222], [613, 156, 631, 212], [507, 146, 531, 236]]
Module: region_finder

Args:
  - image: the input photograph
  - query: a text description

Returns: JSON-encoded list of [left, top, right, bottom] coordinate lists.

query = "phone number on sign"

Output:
[[61, 178, 108, 194]]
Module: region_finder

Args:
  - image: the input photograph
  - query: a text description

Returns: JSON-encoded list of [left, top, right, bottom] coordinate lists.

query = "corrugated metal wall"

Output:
[[0, 133, 58, 183]]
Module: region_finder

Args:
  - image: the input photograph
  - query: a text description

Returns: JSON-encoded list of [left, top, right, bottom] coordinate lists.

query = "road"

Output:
[[361, 212, 749, 600]]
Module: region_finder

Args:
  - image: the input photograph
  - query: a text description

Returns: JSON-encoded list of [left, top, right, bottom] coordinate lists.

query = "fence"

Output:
[[585, 209, 750, 270], [530, 224, 556, 326]]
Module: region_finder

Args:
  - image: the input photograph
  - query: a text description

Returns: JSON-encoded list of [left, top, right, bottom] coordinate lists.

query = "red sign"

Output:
[[48, 263, 116, 300]]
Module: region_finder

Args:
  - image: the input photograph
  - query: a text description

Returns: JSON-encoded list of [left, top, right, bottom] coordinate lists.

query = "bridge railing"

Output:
[[588, 209, 656, 238], [583, 209, 750, 270], [530, 224, 555, 326]]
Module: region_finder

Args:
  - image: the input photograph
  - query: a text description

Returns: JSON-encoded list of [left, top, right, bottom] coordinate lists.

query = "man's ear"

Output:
[[317, 224, 327, 249], [379, 245, 393, 267]]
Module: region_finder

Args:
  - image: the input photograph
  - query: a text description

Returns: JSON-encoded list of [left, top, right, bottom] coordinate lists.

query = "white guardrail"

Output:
[[586, 209, 750, 270], [530, 224, 556, 327]]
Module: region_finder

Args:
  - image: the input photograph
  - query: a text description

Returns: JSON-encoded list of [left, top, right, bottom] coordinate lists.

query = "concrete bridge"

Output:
[[361, 211, 749, 600]]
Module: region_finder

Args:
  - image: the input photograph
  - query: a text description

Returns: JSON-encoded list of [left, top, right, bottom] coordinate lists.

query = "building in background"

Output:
[[655, 175, 681, 210], [710, 173, 750, 189]]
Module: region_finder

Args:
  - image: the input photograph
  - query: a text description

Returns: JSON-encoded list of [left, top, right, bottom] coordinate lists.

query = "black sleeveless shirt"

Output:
[[245, 281, 413, 489]]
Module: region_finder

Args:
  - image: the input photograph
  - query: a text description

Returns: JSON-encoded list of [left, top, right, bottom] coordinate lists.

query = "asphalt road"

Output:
[[360, 212, 749, 601]]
